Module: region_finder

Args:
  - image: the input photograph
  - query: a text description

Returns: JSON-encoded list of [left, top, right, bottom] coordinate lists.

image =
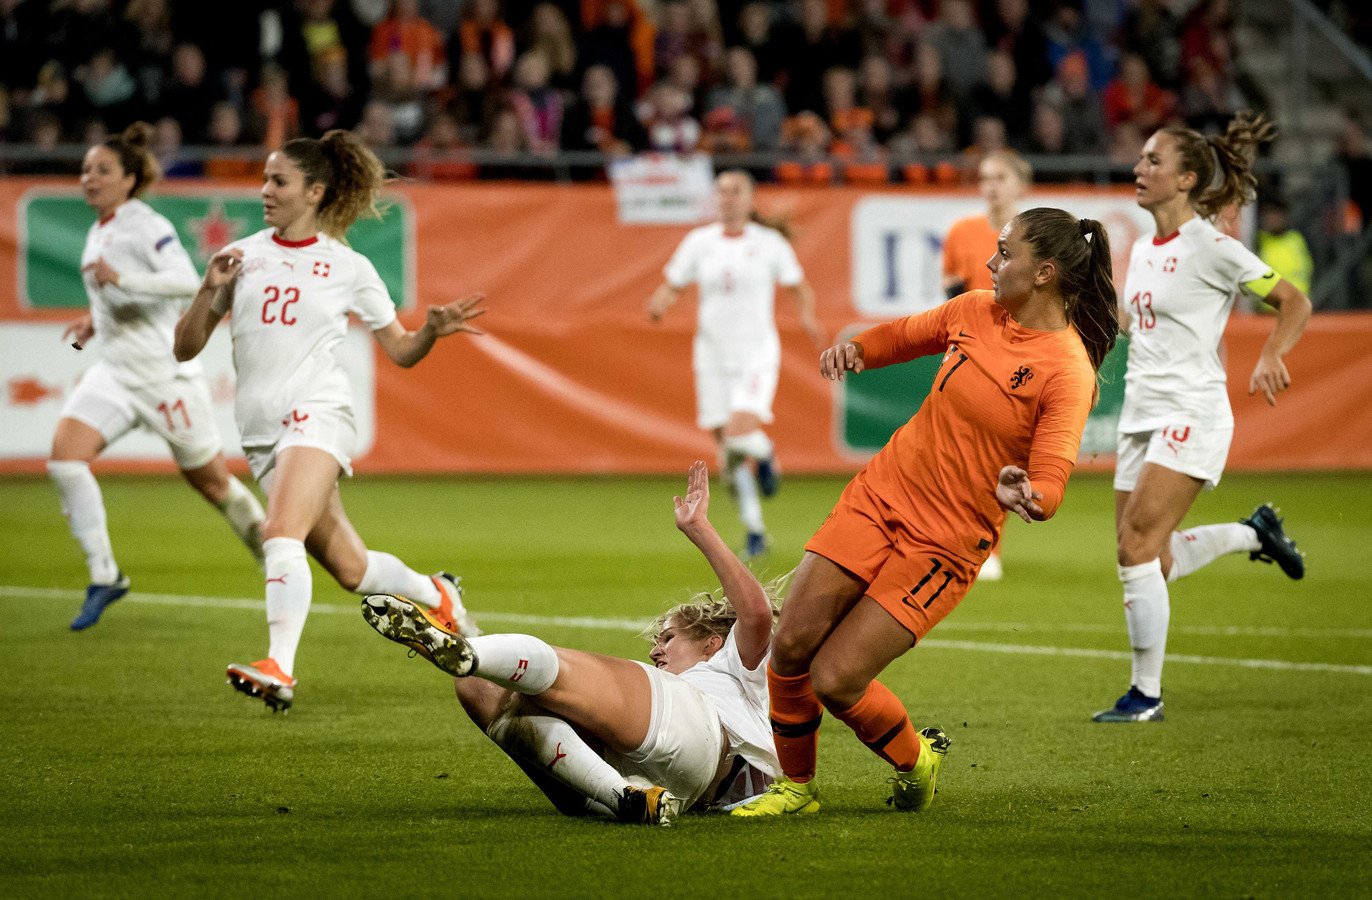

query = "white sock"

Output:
[[725, 429, 773, 461], [356, 550, 440, 606], [1167, 523, 1262, 582], [468, 634, 560, 694], [733, 462, 765, 534], [1120, 558, 1169, 698], [47, 461, 119, 584], [214, 476, 266, 565], [263, 537, 311, 678], [487, 711, 630, 813]]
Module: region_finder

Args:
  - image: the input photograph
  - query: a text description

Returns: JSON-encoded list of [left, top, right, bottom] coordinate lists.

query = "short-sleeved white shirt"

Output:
[[678, 628, 780, 807], [80, 199, 202, 386], [664, 222, 803, 367], [1119, 216, 1272, 432], [213, 229, 397, 446]]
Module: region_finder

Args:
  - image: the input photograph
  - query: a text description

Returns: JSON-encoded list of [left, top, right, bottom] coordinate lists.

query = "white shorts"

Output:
[[602, 662, 726, 809], [693, 365, 779, 431], [243, 404, 356, 487], [1114, 422, 1233, 492], [60, 361, 222, 470]]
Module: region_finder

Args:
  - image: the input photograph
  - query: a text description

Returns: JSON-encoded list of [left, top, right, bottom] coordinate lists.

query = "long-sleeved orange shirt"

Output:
[[852, 291, 1095, 563]]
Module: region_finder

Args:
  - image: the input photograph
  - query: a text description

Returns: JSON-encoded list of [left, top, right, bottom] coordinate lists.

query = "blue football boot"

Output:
[[1240, 503, 1305, 580], [71, 572, 131, 631], [1092, 686, 1164, 723], [744, 532, 770, 560]]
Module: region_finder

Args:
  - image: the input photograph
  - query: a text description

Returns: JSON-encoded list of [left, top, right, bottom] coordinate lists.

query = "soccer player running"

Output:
[[360, 462, 781, 825], [647, 170, 823, 559], [735, 208, 1118, 816], [174, 130, 486, 712], [940, 149, 1034, 582], [52, 122, 266, 631], [1093, 112, 1312, 724]]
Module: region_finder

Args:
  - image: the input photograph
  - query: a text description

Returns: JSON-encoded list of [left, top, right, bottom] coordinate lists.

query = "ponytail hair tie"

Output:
[[1080, 218, 1093, 242]]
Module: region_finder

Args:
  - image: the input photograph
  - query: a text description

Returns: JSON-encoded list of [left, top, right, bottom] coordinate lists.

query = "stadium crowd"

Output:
[[0, 0, 1275, 180]]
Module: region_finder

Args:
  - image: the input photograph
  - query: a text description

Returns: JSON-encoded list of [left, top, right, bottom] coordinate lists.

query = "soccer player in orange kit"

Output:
[[734, 207, 1120, 816]]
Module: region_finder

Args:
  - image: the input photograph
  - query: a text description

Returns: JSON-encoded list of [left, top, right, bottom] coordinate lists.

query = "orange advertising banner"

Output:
[[2, 178, 1369, 474]]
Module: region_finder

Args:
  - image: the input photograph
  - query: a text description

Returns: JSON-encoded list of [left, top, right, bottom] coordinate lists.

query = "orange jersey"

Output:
[[942, 216, 1000, 292], [850, 291, 1095, 563]]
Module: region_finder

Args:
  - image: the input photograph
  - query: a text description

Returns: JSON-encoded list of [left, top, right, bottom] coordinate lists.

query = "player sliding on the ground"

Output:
[[1096, 111, 1312, 723], [735, 208, 1118, 817], [361, 461, 782, 825], [174, 130, 485, 712], [52, 121, 265, 631]]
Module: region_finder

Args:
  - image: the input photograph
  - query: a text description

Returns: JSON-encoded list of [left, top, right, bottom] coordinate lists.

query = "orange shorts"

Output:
[[805, 475, 977, 642]]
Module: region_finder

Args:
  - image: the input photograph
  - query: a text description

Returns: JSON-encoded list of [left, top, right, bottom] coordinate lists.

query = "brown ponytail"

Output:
[[279, 129, 388, 241], [1014, 207, 1119, 374], [1162, 111, 1276, 219], [101, 121, 160, 199]]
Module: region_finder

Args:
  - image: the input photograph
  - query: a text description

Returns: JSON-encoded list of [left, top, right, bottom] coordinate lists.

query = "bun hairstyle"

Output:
[[1013, 207, 1120, 374], [279, 129, 388, 241], [101, 121, 161, 198], [1162, 111, 1277, 219]]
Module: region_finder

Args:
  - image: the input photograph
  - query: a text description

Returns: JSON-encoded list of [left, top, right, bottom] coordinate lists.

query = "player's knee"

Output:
[[809, 662, 863, 711], [1116, 522, 1162, 567], [768, 628, 815, 675]]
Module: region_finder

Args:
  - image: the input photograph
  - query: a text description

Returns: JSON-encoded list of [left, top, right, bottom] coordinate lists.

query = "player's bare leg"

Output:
[[180, 453, 266, 568], [49, 417, 129, 630], [722, 411, 774, 558]]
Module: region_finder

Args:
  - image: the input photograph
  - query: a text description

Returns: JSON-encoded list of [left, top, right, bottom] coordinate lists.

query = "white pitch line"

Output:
[[3, 585, 1369, 676]]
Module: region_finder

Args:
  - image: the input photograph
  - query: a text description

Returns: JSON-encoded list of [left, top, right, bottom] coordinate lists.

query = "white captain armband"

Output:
[[1243, 269, 1280, 298]]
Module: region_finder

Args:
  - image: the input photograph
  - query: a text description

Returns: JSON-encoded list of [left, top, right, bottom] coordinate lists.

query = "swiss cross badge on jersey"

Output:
[[1163, 257, 1178, 273]]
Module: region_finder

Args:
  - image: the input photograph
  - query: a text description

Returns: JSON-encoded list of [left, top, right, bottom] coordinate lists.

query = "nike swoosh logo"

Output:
[[958, 331, 971, 338]]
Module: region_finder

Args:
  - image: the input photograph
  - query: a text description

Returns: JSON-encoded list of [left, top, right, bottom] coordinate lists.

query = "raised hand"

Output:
[[81, 257, 120, 288], [995, 465, 1043, 523], [426, 293, 486, 337], [819, 340, 864, 381], [1248, 352, 1291, 407], [673, 460, 712, 535], [63, 315, 95, 350], [202, 248, 244, 290]]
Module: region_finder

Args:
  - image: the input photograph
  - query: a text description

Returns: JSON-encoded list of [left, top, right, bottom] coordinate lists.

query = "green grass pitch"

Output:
[[1, 471, 1369, 899]]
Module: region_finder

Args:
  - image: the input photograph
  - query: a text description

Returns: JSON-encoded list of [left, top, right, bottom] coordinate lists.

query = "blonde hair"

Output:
[[643, 571, 791, 644], [983, 148, 1033, 185]]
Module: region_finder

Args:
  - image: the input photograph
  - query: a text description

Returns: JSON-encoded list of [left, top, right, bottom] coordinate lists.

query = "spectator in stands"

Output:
[[560, 63, 648, 154], [247, 64, 301, 149], [370, 0, 447, 90], [1336, 115, 1372, 231], [889, 112, 954, 158], [667, 54, 708, 117], [1180, 0, 1235, 80], [985, 0, 1052, 93], [458, 0, 517, 84], [0, 0, 45, 95], [486, 105, 527, 155], [654, 2, 693, 83], [203, 101, 259, 178], [304, 45, 367, 134], [737, 3, 782, 85], [1027, 100, 1066, 155], [1041, 51, 1104, 153], [356, 98, 399, 148], [969, 50, 1031, 149], [580, 0, 656, 98], [821, 67, 861, 136], [932, 0, 987, 101], [372, 51, 427, 145], [281, 0, 373, 134], [159, 45, 216, 143], [640, 82, 701, 153], [963, 115, 1007, 162], [45, 0, 129, 74], [1120, 0, 1181, 88], [776, 0, 861, 118], [700, 105, 751, 153], [521, 3, 579, 91], [78, 48, 139, 126], [1042, 0, 1112, 92], [857, 56, 904, 146], [1178, 57, 1241, 134], [1107, 121, 1145, 179], [153, 116, 201, 177], [409, 110, 477, 180], [1102, 52, 1175, 134], [909, 42, 958, 140], [448, 53, 503, 146], [10, 109, 70, 175], [1257, 197, 1314, 297], [707, 47, 786, 151], [779, 110, 832, 165], [508, 50, 564, 154], [852, 0, 894, 63], [123, 0, 176, 110]]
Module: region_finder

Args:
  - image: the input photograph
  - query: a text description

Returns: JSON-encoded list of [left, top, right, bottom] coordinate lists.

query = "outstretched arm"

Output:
[[647, 282, 684, 322], [1249, 278, 1311, 406], [674, 460, 773, 669], [174, 248, 237, 361], [372, 293, 486, 368]]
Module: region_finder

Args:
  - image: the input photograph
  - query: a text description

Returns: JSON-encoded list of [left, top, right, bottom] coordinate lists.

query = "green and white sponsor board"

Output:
[[835, 330, 1128, 459], [18, 190, 413, 309]]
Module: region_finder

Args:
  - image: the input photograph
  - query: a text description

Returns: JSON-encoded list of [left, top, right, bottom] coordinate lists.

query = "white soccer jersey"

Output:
[[1118, 216, 1272, 432], [80, 198, 202, 386], [679, 629, 780, 807], [213, 229, 397, 446], [664, 222, 804, 366]]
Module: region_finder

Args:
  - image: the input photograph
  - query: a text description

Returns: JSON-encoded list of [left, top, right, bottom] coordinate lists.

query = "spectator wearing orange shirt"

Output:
[[457, 0, 516, 84], [369, 0, 447, 89]]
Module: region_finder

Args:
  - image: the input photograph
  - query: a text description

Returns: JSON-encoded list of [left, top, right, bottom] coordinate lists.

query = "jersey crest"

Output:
[[1009, 366, 1034, 390]]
